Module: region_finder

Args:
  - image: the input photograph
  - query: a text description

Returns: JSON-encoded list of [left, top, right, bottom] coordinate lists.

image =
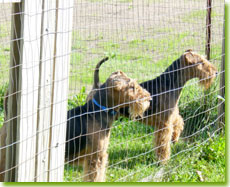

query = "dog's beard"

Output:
[[129, 100, 150, 119], [199, 77, 215, 90]]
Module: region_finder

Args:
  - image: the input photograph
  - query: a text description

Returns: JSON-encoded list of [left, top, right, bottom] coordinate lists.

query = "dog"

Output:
[[65, 70, 151, 182], [87, 50, 217, 164]]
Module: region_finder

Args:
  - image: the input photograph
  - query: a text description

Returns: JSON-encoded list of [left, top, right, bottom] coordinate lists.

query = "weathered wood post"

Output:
[[218, 15, 225, 131], [4, 2, 23, 182], [4, 0, 73, 182]]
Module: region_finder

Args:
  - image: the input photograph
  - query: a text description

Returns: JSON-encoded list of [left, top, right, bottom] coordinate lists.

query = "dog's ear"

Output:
[[111, 70, 126, 76], [185, 52, 207, 66], [183, 51, 202, 65], [110, 70, 131, 91], [184, 52, 194, 64]]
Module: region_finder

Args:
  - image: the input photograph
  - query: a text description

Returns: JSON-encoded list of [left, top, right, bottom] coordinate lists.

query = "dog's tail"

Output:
[[93, 57, 109, 89]]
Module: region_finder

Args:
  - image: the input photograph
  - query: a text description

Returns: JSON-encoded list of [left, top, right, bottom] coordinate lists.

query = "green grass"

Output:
[[68, 86, 87, 110], [163, 135, 225, 182]]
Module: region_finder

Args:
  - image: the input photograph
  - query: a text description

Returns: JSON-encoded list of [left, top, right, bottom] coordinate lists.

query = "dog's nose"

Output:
[[216, 72, 218, 75]]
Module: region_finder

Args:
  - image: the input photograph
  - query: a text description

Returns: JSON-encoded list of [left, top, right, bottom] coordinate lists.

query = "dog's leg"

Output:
[[83, 155, 98, 182], [83, 150, 107, 182], [94, 132, 110, 182], [91, 149, 108, 182], [154, 120, 173, 164], [83, 132, 110, 182], [172, 114, 184, 143]]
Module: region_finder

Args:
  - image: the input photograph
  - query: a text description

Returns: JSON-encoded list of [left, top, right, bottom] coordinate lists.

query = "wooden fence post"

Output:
[[218, 19, 225, 130], [4, 0, 73, 182], [4, 2, 23, 182], [48, 0, 73, 181]]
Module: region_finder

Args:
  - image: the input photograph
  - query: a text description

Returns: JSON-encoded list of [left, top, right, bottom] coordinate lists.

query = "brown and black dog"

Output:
[[66, 70, 151, 181]]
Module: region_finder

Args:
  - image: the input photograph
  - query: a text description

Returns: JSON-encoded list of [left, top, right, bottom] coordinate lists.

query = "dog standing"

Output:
[[66, 70, 151, 182], [88, 50, 217, 164]]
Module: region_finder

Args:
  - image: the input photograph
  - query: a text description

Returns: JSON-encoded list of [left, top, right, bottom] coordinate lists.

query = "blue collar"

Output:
[[92, 98, 117, 116]]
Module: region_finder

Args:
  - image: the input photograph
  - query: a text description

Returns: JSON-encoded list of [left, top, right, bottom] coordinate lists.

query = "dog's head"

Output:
[[106, 71, 151, 119], [181, 49, 217, 89]]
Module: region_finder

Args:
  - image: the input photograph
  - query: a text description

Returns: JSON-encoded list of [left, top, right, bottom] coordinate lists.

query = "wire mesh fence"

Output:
[[0, 0, 225, 182]]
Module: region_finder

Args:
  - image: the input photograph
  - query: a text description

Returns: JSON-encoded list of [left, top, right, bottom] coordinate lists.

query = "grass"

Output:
[[163, 135, 225, 182]]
